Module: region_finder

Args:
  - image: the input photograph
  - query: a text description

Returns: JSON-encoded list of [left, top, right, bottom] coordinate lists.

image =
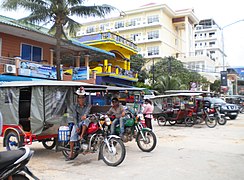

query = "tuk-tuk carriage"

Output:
[[0, 81, 107, 150], [150, 93, 201, 126], [150, 92, 218, 128]]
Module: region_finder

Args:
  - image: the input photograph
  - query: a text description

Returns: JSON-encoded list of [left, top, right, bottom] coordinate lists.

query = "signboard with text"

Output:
[[18, 61, 60, 80], [72, 67, 89, 80]]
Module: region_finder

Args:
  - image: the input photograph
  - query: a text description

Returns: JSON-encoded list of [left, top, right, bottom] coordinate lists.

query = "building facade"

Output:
[[0, 15, 115, 83], [77, 3, 199, 69], [194, 19, 225, 73]]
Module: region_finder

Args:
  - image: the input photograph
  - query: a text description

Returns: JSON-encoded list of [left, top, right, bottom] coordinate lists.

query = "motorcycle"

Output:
[[0, 147, 39, 180], [211, 104, 227, 125], [185, 107, 217, 128], [56, 114, 126, 166], [112, 109, 157, 152]]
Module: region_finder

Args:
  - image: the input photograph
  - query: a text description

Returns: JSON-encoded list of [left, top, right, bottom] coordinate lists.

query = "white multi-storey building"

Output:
[[77, 3, 198, 67], [194, 19, 225, 73], [77, 3, 222, 83]]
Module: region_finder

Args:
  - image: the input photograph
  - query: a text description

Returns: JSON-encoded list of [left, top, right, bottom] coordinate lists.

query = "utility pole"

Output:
[[221, 19, 244, 71], [220, 19, 244, 95], [152, 58, 155, 86]]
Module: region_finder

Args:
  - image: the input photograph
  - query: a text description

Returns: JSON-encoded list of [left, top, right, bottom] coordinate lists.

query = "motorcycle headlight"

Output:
[[105, 116, 111, 125]]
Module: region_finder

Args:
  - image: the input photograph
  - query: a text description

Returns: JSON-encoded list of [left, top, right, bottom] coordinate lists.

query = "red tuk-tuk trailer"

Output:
[[0, 81, 106, 150]]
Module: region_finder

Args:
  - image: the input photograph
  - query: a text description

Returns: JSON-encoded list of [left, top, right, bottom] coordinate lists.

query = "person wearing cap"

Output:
[[67, 87, 91, 161], [107, 97, 126, 139]]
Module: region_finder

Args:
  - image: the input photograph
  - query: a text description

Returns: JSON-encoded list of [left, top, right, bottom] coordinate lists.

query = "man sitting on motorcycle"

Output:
[[107, 97, 126, 140], [67, 87, 91, 161]]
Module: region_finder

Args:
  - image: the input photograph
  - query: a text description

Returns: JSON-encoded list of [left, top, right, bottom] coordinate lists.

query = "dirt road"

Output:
[[1, 114, 244, 180]]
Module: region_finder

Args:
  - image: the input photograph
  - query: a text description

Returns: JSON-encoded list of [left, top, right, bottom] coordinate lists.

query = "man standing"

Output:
[[107, 97, 126, 139], [67, 87, 91, 161]]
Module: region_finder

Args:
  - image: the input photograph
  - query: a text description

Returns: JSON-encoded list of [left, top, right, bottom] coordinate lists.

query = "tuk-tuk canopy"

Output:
[[0, 81, 107, 135], [0, 80, 107, 91]]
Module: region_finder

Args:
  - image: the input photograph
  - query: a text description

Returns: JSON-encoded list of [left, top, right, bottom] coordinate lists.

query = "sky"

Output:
[[0, 0, 244, 67]]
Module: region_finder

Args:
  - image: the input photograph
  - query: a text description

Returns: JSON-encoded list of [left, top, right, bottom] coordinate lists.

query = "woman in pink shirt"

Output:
[[143, 99, 154, 130]]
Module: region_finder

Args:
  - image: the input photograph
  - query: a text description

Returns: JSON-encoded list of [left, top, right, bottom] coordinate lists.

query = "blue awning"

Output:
[[0, 75, 52, 82]]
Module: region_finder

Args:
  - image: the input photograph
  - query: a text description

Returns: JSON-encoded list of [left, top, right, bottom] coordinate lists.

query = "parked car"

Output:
[[225, 95, 244, 114], [202, 97, 239, 120]]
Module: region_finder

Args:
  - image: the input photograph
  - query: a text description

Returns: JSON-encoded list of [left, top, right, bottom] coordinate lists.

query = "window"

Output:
[[86, 26, 95, 33], [21, 44, 42, 62], [115, 21, 124, 29], [100, 23, 109, 31], [148, 15, 159, 24], [147, 46, 159, 56], [127, 18, 141, 26], [148, 30, 159, 40], [209, 42, 215, 46], [131, 33, 141, 41], [209, 32, 215, 37]]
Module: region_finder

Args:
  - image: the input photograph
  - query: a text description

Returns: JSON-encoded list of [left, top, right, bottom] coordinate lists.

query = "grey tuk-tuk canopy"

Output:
[[0, 81, 106, 135]]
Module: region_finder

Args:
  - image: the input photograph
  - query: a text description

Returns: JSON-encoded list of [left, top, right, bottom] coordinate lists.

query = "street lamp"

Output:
[[221, 19, 244, 71]]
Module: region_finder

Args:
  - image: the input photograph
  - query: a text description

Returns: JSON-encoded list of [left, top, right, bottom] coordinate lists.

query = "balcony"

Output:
[[0, 56, 97, 83], [77, 32, 137, 52]]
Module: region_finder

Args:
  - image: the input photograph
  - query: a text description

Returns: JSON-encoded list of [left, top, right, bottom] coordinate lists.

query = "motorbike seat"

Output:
[[0, 148, 25, 170], [196, 112, 203, 115]]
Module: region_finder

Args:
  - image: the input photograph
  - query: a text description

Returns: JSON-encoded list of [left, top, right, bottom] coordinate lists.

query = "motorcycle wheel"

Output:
[[42, 137, 56, 150], [11, 174, 29, 180], [100, 138, 126, 166], [136, 130, 157, 152], [240, 107, 244, 114], [205, 116, 217, 128], [184, 117, 194, 127], [5, 131, 23, 150], [217, 116, 227, 125], [60, 141, 79, 160], [157, 116, 166, 126]]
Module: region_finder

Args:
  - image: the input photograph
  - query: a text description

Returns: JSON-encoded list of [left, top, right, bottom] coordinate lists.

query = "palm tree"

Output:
[[154, 75, 185, 93], [1, 0, 116, 80]]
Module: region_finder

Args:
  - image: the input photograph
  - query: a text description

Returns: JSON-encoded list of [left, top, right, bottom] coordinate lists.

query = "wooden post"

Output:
[[50, 48, 54, 66], [84, 55, 89, 67], [75, 55, 80, 67]]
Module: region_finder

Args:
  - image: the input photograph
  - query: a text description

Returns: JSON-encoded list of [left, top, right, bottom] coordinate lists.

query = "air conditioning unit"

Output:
[[4, 64, 16, 74]]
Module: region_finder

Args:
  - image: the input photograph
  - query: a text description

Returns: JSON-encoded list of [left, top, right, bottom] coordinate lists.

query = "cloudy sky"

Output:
[[1, 0, 243, 67]]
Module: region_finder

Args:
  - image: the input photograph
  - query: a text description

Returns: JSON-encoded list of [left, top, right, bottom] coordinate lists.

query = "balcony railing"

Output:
[[77, 32, 137, 51]]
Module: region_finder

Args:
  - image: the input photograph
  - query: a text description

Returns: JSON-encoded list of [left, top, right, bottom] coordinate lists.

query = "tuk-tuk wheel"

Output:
[[5, 131, 23, 150], [42, 138, 57, 150], [168, 121, 177, 126], [157, 116, 166, 126]]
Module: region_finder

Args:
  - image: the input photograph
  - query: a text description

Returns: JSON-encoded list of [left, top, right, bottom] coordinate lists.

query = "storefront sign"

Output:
[[72, 67, 89, 80], [19, 61, 60, 80]]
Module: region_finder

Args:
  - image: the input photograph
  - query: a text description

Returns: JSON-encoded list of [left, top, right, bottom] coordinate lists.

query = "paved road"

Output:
[[1, 114, 244, 180]]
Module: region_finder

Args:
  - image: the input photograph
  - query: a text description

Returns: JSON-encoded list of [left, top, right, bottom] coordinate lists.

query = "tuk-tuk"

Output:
[[150, 93, 201, 126], [0, 81, 107, 150]]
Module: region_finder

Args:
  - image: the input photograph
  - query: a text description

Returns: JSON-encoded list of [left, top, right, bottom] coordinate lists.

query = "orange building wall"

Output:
[[0, 32, 54, 63]]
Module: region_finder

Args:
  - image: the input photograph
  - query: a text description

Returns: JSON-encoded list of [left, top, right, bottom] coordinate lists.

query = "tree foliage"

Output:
[[210, 80, 221, 93], [1, 0, 115, 80], [130, 54, 149, 83], [130, 56, 210, 93]]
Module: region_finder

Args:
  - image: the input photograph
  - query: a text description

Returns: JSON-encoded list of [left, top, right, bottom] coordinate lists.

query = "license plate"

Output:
[[231, 112, 237, 115]]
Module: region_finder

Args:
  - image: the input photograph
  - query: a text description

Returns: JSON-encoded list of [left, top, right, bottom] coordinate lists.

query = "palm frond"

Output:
[[65, 17, 81, 37], [70, 4, 116, 18]]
